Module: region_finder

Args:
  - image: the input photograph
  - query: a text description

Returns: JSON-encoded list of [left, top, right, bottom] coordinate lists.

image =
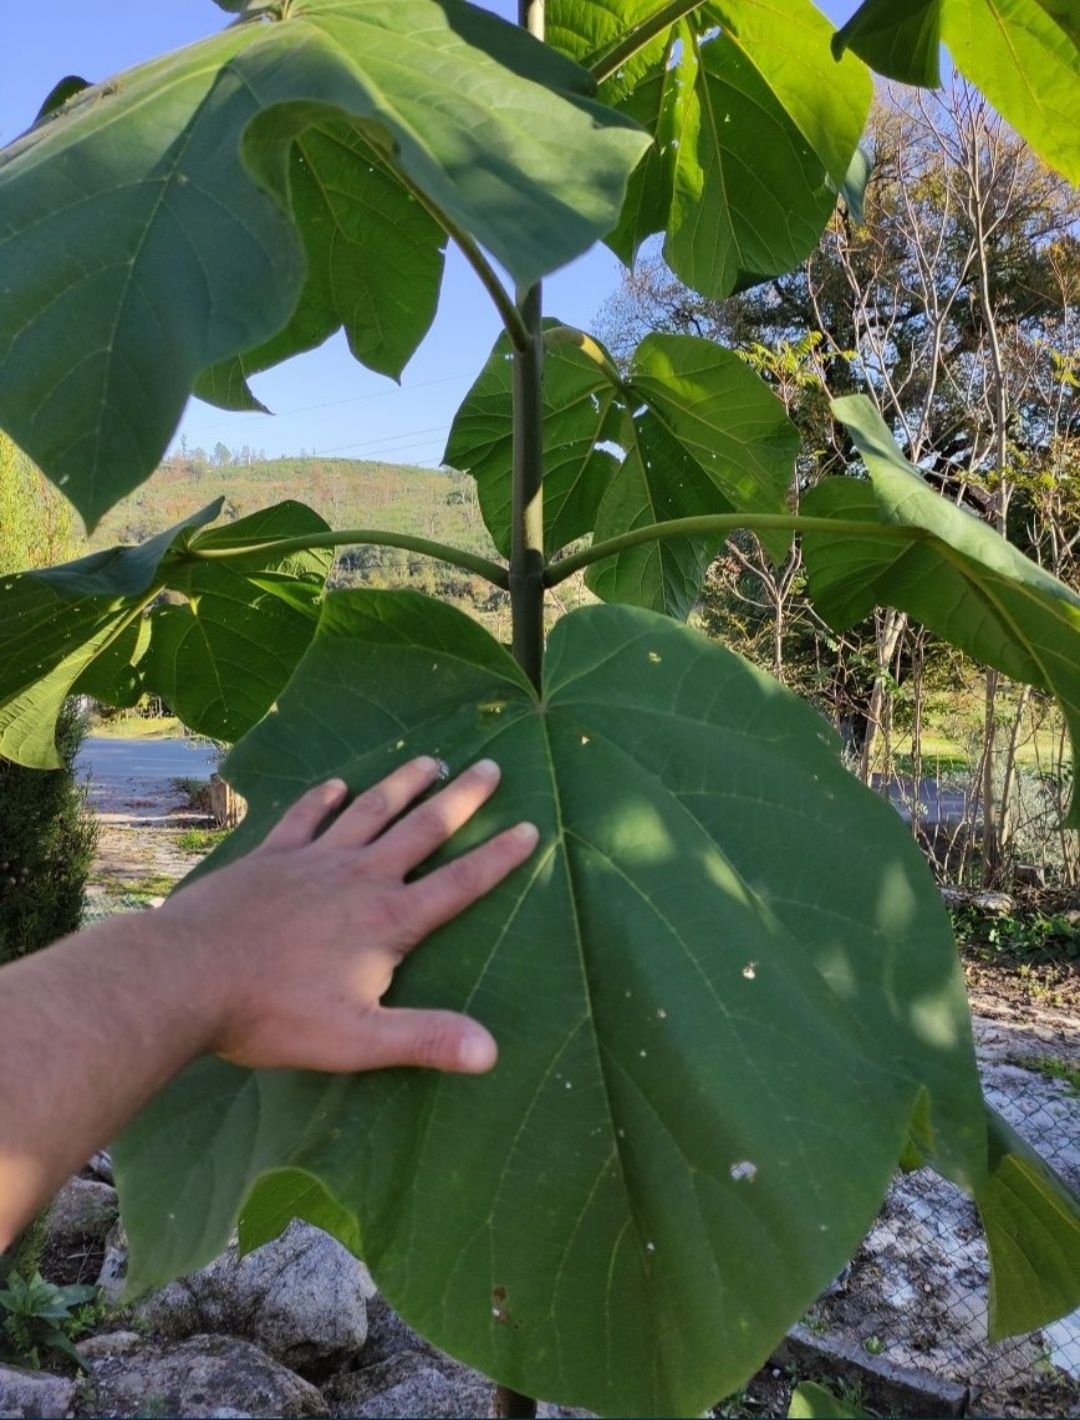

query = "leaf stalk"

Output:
[[185, 529, 510, 590], [544, 513, 933, 586], [590, 0, 708, 85]]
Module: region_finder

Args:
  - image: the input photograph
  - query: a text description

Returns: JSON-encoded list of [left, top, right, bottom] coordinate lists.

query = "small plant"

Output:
[[951, 907, 1080, 966], [1010, 1056, 1080, 1097], [176, 828, 229, 855], [861, 1336, 886, 1357], [0, 1271, 96, 1371]]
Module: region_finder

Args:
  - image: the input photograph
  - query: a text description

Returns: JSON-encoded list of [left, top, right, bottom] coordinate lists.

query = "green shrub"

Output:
[[0, 701, 97, 965]]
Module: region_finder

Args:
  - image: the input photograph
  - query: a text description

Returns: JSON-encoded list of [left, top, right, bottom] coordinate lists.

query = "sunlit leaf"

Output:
[[550, 0, 872, 298], [833, 0, 1080, 183], [116, 589, 986, 1417], [803, 395, 1080, 825], [0, 0, 649, 524]]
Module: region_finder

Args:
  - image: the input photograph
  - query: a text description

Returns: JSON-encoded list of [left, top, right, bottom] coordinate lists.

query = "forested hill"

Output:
[[89, 451, 494, 561]]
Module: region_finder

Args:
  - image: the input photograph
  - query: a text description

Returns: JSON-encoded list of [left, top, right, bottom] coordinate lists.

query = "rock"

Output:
[[325, 1351, 491, 1419], [939, 887, 1013, 914], [44, 1179, 118, 1250], [86, 1152, 114, 1185], [76, 1334, 327, 1418], [135, 1220, 372, 1373], [77, 1332, 143, 1361], [96, 1223, 129, 1309], [40, 1178, 119, 1286], [359, 1294, 432, 1367], [0, 1365, 76, 1418]]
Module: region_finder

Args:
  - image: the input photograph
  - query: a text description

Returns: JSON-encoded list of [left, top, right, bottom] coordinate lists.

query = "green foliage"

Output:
[[788, 1380, 866, 1418], [117, 590, 987, 1415], [549, 0, 872, 296], [176, 828, 230, 856], [951, 906, 1080, 967], [0, 1270, 96, 1371], [0, 701, 96, 966], [833, 0, 1080, 183], [1008, 1056, 1080, 1096], [0, 0, 648, 525], [2, 0, 1080, 1414]]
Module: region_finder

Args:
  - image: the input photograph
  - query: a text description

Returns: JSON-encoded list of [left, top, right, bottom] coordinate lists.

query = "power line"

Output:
[[189, 369, 476, 435]]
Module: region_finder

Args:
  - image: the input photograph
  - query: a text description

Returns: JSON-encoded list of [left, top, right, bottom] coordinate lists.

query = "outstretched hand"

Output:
[[162, 756, 538, 1075]]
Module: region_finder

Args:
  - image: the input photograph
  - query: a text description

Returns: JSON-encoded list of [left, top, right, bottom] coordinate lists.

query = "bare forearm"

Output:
[[0, 911, 221, 1248]]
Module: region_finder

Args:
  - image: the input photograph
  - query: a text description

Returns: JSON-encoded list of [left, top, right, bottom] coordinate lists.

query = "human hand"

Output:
[[158, 757, 537, 1076]]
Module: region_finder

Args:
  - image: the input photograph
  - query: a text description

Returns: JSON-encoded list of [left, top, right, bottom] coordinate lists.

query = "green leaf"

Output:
[[788, 1380, 866, 1418], [833, 0, 1080, 184], [198, 126, 448, 403], [142, 501, 333, 743], [0, 0, 649, 525], [550, 0, 872, 298], [0, 500, 331, 763], [587, 333, 798, 613], [446, 327, 795, 613], [0, 504, 221, 768], [32, 76, 91, 127], [979, 1106, 1080, 1341], [444, 324, 623, 558], [116, 589, 986, 1417], [239, 1168, 363, 1256], [803, 395, 1080, 825]]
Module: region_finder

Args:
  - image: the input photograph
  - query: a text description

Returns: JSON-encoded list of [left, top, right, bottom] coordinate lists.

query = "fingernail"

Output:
[[512, 821, 539, 848], [472, 758, 500, 781], [414, 755, 438, 773], [457, 1028, 497, 1074], [325, 778, 348, 796]]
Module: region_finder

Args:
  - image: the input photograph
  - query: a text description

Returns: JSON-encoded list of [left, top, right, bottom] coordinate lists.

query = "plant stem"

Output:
[[183, 528, 510, 590], [509, 282, 545, 688], [497, 15, 544, 1416], [545, 513, 933, 586], [590, 0, 706, 85], [389, 166, 530, 352]]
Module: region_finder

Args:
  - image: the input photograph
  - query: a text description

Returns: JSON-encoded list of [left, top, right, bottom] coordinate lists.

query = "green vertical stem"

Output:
[[494, 6, 544, 1418], [509, 282, 545, 689]]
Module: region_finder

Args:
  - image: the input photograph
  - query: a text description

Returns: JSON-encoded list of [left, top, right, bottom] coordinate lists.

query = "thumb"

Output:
[[362, 1007, 498, 1075]]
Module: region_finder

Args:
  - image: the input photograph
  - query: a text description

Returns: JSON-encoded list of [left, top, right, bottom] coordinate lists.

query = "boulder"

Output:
[[325, 1350, 491, 1419], [96, 1223, 129, 1309], [0, 1364, 76, 1418], [75, 1333, 327, 1418], [40, 1178, 119, 1286], [359, 1294, 433, 1368], [133, 1220, 373, 1373]]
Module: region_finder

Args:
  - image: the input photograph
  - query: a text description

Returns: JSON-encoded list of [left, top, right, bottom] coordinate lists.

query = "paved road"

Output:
[[873, 774, 971, 826], [77, 735, 219, 787]]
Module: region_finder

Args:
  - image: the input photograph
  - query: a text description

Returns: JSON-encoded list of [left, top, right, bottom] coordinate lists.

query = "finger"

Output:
[[368, 758, 503, 876], [319, 756, 441, 850], [361, 1007, 498, 1074], [259, 779, 347, 852], [404, 821, 540, 939]]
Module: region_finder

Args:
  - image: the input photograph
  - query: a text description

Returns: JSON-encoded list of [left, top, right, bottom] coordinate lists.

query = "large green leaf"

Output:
[[979, 1106, 1080, 1340], [803, 395, 1080, 825], [0, 0, 648, 525], [0, 500, 330, 764], [833, 0, 1080, 184], [549, 0, 872, 298], [116, 589, 986, 1417], [445, 327, 796, 613], [142, 502, 332, 742]]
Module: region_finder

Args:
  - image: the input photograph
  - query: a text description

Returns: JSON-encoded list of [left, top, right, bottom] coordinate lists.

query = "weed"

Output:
[[176, 827, 228, 855], [1009, 1055, 1080, 1096]]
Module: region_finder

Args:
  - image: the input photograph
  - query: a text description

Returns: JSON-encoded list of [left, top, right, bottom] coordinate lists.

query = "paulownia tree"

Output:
[[1, 1, 1079, 1414]]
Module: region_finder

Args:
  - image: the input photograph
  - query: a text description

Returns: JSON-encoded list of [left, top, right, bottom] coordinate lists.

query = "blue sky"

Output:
[[2, 1, 852, 470]]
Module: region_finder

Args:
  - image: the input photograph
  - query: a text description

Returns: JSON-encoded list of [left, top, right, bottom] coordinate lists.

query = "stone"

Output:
[[76, 1334, 327, 1418], [0, 1364, 76, 1418], [134, 1220, 372, 1373], [359, 1294, 432, 1367], [96, 1223, 129, 1309], [86, 1152, 114, 1186], [325, 1351, 492, 1419], [40, 1178, 119, 1286], [44, 1180, 118, 1250]]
